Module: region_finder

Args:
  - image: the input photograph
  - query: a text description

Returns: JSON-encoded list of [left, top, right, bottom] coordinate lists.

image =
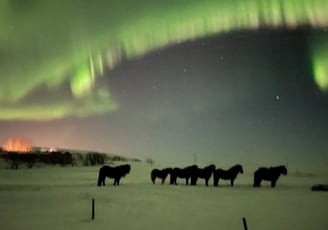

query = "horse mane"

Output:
[[258, 166, 268, 170], [185, 165, 198, 170], [162, 167, 173, 173], [229, 164, 243, 171], [271, 165, 287, 175], [204, 164, 216, 170], [116, 164, 131, 177]]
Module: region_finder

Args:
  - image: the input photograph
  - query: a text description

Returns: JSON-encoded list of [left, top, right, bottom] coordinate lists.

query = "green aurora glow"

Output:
[[311, 33, 328, 91], [1, 0, 328, 120]]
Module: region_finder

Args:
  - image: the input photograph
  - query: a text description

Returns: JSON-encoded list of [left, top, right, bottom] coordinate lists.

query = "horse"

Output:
[[213, 164, 243, 187], [253, 165, 287, 188], [311, 184, 328, 192], [191, 164, 216, 186], [151, 168, 173, 184], [97, 164, 131, 186], [170, 165, 198, 185]]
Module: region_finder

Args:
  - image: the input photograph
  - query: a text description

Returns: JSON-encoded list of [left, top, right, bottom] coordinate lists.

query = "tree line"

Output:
[[0, 150, 136, 169]]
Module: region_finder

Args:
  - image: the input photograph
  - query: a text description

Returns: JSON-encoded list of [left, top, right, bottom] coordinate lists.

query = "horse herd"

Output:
[[151, 164, 287, 188], [97, 164, 288, 188]]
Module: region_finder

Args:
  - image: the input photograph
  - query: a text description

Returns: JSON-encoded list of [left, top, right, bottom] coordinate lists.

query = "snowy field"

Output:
[[0, 161, 327, 230]]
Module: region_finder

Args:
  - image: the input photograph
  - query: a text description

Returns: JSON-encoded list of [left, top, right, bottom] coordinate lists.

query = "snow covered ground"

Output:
[[0, 161, 327, 230]]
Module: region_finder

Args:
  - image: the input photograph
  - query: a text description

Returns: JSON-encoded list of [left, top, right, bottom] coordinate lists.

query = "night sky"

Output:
[[1, 1, 328, 171]]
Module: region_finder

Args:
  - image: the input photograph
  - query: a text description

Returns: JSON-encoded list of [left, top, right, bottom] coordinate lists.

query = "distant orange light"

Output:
[[2, 138, 32, 153]]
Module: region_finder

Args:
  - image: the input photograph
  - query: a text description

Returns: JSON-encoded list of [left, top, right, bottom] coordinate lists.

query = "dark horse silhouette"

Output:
[[151, 168, 172, 184], [170, 165, 198, 185], [213, 164, 243, 187], [191, 164, 216, 186], [97, 164, 131, 186], [253, 165, 287, 188], [311, 184, 328, 191]]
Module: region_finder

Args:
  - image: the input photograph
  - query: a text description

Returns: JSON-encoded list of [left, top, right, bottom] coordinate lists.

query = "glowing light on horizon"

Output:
[[2, 138, 32, 153]]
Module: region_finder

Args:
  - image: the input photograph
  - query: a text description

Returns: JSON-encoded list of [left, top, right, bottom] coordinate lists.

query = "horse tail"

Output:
[[151, 170, 156, 184], [253, 168, 264, 187]]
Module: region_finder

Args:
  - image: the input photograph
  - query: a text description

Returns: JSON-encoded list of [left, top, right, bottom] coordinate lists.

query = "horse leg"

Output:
[[101, 176, 105, 186], [151, 175, 155, 184], [214, 177, 220, 187], [186, 177, 189, 185], [171, 175, 177, 185], [213, 175, 218, 186], [205, 178, 209, 186], [231, 179, 234, 187], [97, 173, 103, 186], [98, 174, 104, 186], [190, 176, 196, 186], [271, 179, 277, 188], [99, 176, 105, 186], [191, 177, 198, 185], [253, 176, 261, 187]]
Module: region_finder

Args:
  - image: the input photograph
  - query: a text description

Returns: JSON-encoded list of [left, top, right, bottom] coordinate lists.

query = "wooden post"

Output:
[[242, 217, 248, 230], [92, 198, 95, 220]]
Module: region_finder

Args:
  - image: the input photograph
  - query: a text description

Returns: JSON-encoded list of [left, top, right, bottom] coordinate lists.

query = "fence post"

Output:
[[92, 198, 95, 220], [242, 217, 248, 230]]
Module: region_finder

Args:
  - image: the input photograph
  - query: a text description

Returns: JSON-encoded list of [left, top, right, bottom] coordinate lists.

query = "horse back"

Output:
[[215, 169, 231, 180], [198, 164, 215, 178]]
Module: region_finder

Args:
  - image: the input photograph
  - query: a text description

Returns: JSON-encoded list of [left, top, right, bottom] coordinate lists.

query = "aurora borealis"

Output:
[[1, 1, 328, 170], [1, 0, 328, 119]]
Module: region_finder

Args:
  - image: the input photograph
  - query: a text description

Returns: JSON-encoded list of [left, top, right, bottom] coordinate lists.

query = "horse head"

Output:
[[230, 164, 243, 174], [236, 164, 244, 174], [280, 165, 287, 175], [207, 164, 216, 172], [122, 164, 131, 176]]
